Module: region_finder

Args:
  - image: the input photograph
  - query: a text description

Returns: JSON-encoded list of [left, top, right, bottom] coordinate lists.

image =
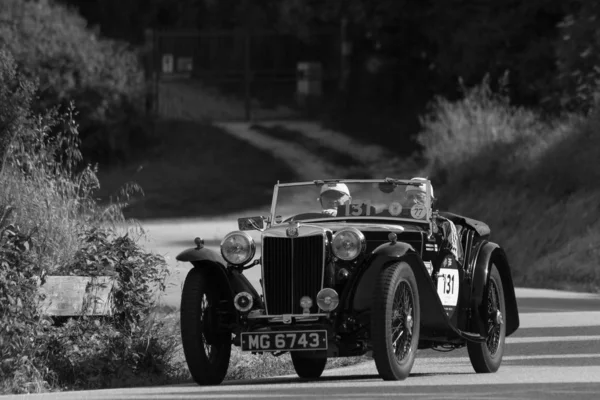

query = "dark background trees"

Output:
[[52, 0, 600, 150], [58, 0, 597, 105]]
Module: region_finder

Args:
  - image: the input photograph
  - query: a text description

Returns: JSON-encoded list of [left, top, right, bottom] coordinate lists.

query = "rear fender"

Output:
[[470, 242, 520, 337]]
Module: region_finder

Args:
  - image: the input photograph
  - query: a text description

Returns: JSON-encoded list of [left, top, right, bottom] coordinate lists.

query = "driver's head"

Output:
[[319, 183, 351, 215], [405, 177, 434, 205]]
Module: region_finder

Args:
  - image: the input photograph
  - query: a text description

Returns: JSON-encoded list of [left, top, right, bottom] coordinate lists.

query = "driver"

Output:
[[406, 178, 462, 262], [319, 183, 352, 216]]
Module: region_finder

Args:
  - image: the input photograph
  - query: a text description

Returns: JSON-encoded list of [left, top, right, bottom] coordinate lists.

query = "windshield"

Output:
[[270, 179, 432, 225]]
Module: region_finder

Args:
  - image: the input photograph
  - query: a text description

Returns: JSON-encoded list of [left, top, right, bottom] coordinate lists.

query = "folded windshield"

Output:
[[271, 179, 432, 224]]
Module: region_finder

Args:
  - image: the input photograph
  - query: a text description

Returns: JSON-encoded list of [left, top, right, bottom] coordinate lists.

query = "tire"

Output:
[[371, 261, 421, 381], [467, 263, 506, 373], [290, 352, 327, 379], [180, 268, 232, 385]]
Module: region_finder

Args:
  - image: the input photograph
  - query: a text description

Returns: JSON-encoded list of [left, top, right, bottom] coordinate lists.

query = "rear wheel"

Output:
[[290, 352, 327, 379], [371, 261, 420, 380], [467, 263, 506, 373], [180, 267, 232, 385]]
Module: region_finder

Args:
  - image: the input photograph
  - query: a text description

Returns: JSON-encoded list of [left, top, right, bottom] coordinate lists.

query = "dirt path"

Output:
[[254, 120, 388, 165], [214, 121, 344, 180]]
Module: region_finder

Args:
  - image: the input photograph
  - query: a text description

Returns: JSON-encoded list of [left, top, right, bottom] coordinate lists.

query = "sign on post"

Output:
[[162, 54, 174, 74], [177, 57, 193, 72]]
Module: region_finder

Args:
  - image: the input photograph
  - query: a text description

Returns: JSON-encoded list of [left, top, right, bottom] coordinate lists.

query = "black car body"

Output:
[[177, 178, 520, 384]]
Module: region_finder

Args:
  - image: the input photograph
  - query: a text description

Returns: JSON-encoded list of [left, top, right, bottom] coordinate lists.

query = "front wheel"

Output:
[[290, 351, 327, 379], [180, 267, 232, 385], [371, 261, 421, 381], [467, 263, 506, 373]]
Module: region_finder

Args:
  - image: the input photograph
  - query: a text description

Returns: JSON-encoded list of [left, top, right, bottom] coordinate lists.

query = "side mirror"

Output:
[[238, 216, 266, 231]]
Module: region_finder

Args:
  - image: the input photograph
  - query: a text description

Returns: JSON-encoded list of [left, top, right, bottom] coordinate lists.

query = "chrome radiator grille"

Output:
[[261, 234, 325, 315]]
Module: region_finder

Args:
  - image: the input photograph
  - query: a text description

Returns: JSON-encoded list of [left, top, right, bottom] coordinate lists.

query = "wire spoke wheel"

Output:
[[180, 268, 232, 385], [391, 281, 414, 361], [486, 278, 502, 355], [371, 261, 420, 381], [467, 263, 506, 373]]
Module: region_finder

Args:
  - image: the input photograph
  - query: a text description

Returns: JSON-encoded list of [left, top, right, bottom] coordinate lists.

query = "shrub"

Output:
[[0, 48, 179, 394], [416, 75, 569, 198], [0, 0, 154, 164], [414, 75, 600, 292], [555, 1, 600, 114]]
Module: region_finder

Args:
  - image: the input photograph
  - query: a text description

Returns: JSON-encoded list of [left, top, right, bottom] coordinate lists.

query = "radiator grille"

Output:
[[262, 235, 324, 315]]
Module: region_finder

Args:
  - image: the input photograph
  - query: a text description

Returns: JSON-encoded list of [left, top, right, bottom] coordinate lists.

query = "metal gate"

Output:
[[145, 28, 341, 122]]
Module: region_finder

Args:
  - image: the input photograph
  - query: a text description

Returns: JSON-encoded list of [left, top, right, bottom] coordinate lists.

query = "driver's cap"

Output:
[[320, 182, 350, 197], [406, 177, 434, 198]]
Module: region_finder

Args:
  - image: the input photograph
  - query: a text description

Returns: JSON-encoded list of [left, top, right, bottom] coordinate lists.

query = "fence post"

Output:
[[244, 31, 252, 122], [340, 17, 352, 92], [143, 29, 155, 116]]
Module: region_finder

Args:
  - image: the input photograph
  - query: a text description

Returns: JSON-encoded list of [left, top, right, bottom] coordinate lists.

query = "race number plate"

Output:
[[241, 330, 328, 352], [437, 267, 459, 308]]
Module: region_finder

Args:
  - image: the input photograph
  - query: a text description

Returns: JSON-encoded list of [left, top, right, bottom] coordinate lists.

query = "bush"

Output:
[[416, 75, 569, 197], [414, 76, 600, 292], [0, 0, 154, 164], [555, 1, 600, 114], [0, 48, 181, 394]]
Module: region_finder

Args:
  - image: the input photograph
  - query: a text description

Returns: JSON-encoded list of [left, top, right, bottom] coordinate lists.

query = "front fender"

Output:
[[470, 242, 520, 337], [350, 241, 416, 312], [350, 248, 463, 341], [177, 247, 262, 308], [176, 247, 225, 264]]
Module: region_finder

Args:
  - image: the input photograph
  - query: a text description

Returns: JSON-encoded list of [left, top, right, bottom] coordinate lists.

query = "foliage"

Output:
[[416, 74, 561, 192], [555, 0, 600, 113], [0, 0, 153, 164], [0, 50, 36, 165], [0, 48, 179, 394], [55, 227, 169, 331], [415, 77, 600, 292], [0, 220, 48, 394]]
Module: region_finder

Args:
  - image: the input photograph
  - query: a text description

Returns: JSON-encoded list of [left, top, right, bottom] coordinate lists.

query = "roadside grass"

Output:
[[417, 76, 600, 293], [95, 119, 299, 220], [226, 350, 371, 381]]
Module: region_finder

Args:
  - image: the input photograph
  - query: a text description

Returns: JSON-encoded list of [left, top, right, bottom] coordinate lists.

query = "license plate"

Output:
[[241, 330, 327, 352]]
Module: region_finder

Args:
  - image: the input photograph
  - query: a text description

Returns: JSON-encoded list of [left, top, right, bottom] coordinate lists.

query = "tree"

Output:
[[555, 0, 600, 113]]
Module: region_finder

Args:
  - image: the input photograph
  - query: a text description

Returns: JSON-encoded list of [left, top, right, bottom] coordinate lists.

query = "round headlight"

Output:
[[331, 227, 366, 261], [220, 231, 256, 265]]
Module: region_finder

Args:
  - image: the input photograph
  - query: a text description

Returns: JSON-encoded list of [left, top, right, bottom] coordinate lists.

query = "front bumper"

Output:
[[247, 311, 330, 324]]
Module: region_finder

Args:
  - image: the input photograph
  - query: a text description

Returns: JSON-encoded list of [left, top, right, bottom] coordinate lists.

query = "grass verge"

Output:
[[416, 76, 600, 293], [0, 50, 187, 394]]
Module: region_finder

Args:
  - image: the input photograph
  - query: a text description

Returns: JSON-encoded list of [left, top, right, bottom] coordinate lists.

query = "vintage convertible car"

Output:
[[176, 178, 520, 385]]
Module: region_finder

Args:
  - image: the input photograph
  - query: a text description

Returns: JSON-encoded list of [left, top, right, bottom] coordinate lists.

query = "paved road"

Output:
[[5, 287, 600, 400]]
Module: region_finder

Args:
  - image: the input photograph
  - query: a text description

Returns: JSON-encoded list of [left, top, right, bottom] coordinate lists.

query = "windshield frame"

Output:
[[269, 178, 434, 228]]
